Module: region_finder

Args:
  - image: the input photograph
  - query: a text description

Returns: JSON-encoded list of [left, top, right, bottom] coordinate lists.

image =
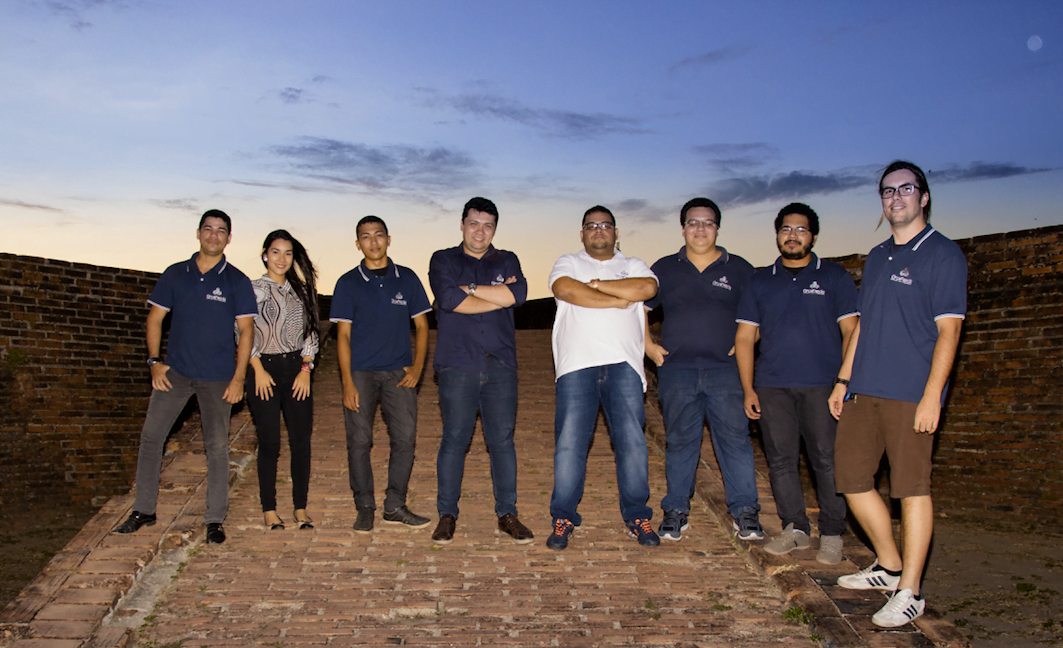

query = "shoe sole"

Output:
[[837, 577, 898, 591], [763, 541, 809, 555], [383, 519, 431, 529], [816, 552, 842, 565], [545, 541, 568, 551], [503, 534, 535, 545], [352, 527, 374, 534], [432, 537, 453, 545]]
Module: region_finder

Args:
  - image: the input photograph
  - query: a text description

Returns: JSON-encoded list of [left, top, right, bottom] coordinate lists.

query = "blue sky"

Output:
[[2, 1, 1061, 299]]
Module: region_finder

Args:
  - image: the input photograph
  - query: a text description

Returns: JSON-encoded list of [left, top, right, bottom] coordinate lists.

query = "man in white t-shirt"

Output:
[[545, 205, 660, 551]]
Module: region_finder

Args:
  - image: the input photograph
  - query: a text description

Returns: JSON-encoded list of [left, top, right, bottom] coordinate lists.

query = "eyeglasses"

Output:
[[684, 219, 718, 230], [779, 226, 811, 236], [880, 183, 918, 199], [582, 222, 615, 231]]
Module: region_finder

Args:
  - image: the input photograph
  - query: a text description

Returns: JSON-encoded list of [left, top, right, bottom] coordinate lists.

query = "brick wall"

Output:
[[0, 254, 159, 511]]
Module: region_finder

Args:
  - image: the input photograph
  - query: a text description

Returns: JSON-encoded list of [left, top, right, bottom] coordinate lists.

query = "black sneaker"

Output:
[[205, 523, 226, 544], [113, 511, 156, 534], [732, 506, 764, 541], [382, 505, 431, 529], [432, 515, 456, 544], [545, 518, 574, 551], [353, 507, 374, 534], [626, 518, 661, 547], [658, 509, 689, 541]]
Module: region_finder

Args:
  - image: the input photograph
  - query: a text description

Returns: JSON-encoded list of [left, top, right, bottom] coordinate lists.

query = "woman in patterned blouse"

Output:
[[246, 230, 320, 530]]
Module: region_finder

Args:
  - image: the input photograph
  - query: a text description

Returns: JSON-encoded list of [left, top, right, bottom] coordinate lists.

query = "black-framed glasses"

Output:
[[779, 226, 811, 236], [583, 222, 615, 231], [880, 183, 918, 199], [684, 219, 718, 230]]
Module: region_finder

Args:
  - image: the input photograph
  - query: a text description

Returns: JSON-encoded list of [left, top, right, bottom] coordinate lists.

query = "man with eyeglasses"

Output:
[[734, 203, 858, 564], [644, 197, 759, 542], [829, 161, 966, 627], [545, 205, 660, 550], [428, 197, 535, 546]]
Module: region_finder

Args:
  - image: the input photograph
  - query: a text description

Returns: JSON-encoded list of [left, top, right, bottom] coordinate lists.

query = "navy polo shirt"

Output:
[[329, 260, 432, 372], [850, 226, 967, 404], [647, 246, 755, 370], [429, 244, 528, 371], [148, 254, 256, 382], [735, 254, 858, 388]]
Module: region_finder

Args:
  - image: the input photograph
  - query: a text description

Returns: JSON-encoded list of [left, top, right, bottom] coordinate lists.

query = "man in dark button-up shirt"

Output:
[[427, 196, 534, 546]]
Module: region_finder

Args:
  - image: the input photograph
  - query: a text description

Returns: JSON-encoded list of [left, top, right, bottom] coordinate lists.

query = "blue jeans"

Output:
[[657, 365, 759, 518], [550, 363, 652, 525], [436, 356, 519, 518]]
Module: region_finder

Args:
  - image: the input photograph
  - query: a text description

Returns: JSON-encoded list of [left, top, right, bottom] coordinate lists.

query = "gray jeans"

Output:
[[344, 369, 418, 511], [132, 369, 232, 524]]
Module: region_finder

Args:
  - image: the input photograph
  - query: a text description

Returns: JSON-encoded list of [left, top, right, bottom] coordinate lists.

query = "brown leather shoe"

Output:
[[432, 514, 456, 544], [497, 514, 535, 544]]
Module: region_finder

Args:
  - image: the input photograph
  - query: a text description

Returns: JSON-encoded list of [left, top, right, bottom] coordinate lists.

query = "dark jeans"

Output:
[[133, 369, 231, 524], [436, 357, 519, 519], [246, 352, 313, 512], [550, 363, 652, 525], [756, 386, 847, 536], [657, 365, 759, 518], [344, 369, 418, 511]]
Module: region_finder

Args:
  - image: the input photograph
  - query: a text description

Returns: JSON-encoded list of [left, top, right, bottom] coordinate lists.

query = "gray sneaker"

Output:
[[658, 509, 689, 541], [382, 505, 431, 529], [353, 507, 374, 534], [763, 523, 810, 555], [817, 535, 843, 565]]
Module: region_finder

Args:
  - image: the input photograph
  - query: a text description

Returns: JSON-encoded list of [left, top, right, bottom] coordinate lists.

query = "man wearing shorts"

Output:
[[829, 161, 967, 628]]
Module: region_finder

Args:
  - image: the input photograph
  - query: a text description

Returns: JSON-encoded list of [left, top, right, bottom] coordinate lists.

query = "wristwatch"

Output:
[[832, 377, 850, 387], [467, 283, 477, 295], [147, 357, 161, 367]]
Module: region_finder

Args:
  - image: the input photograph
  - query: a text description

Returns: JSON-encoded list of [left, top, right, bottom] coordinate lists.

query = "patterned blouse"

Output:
[[247, 275, 319, 359]]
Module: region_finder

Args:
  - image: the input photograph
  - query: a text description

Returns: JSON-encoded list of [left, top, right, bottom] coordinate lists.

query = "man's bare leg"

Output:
[[844, 489, 902, 572], [898, 495, 933, 595]]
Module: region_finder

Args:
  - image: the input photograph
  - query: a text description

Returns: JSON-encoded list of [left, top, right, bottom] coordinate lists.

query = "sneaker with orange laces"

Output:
[[626, 518, 661, 547], [546, 518, 575, 551]]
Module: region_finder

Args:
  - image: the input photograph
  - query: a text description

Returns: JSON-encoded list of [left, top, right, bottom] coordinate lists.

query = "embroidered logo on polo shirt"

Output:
[[493, 274, 505, 285], [205, 287, 227, 303], [890, 268, 914, 285], [616, 270, 630, 279], [803, 280, 826, 296], [712, 276, 732, 290], [391, 292, 407, 305]]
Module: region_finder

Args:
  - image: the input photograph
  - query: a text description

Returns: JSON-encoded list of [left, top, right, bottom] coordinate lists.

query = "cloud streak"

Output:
[[0, 197, 64, 212], [669, 46, 753, 74], [708, 161, 1054, 208], [265, 137, 479, 193], [421, 91, 647, 140]]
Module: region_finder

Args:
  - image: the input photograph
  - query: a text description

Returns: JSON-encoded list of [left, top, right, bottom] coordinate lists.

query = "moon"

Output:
[[1028, 35, 1043, 51]]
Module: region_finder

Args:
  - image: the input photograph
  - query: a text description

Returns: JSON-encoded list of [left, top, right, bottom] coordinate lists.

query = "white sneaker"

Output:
[[837, 560, 900, 590], [763, 523, 810, 555], [872, 588, 925, 627]]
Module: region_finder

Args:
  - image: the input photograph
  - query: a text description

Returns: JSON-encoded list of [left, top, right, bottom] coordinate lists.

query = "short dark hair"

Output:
[[356, 215, 388, 236], [879, 160, 932, 222], [462, 197, 499, 223], [775, 203, 820, 236], [680, 198, 721, 227], [199, 209, 231, 232], [582, 205, 615, 226]]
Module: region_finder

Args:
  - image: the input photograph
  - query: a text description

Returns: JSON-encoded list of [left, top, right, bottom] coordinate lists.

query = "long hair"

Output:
[[261, 230, 319, 340]]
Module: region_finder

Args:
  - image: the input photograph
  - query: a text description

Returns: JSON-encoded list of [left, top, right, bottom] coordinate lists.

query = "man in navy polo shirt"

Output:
[[428, 197, 534, 545], [735, 202, 858, 565], [113, 209, 256, 545], [330, 216, 432, 534], [645, 197, 760, 542], [829, 161, 966, 628]]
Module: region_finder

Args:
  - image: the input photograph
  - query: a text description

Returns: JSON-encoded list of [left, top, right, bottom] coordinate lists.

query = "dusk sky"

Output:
[[2, 1, 1061, 299]]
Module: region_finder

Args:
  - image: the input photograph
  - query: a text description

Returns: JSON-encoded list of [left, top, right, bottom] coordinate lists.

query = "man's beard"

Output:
[[778, 241, 812, 260]]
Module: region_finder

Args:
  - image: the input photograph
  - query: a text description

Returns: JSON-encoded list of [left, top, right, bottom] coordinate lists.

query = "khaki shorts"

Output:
[[834, 394, 934, 499]]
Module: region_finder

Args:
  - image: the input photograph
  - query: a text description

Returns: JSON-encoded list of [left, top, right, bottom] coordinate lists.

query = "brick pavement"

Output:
[[2, 329, 969, 647]]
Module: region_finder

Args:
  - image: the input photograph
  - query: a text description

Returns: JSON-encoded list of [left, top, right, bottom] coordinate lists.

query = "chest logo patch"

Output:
[[890, 268, 914, 286], [615, 270, 630, 279], [712, 275, 732, 291], [493, 274, 505, 285], [206, 287, 227, 303], [391, 292, 407, 306], [803, 280, 826, 296]]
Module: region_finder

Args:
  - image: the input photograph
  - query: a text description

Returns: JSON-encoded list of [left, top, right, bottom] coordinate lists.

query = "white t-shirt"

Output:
[[548, 249, 658, 391]]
